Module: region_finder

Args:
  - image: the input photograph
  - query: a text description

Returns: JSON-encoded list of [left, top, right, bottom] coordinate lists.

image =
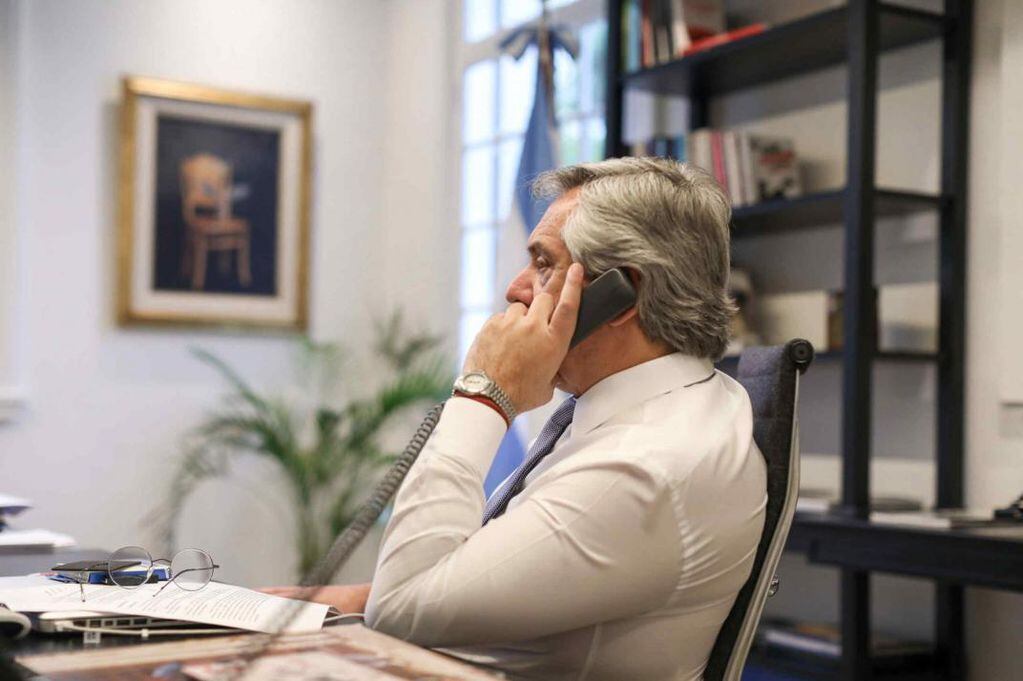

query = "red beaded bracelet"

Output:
[[453, 392, 512, 428]]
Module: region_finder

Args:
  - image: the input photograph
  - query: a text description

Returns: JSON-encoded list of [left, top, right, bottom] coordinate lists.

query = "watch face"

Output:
[[460, 372, 490, 393]]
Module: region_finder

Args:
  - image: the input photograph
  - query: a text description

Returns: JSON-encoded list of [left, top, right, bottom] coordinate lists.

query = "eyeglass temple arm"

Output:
[[75, 560, 108, 602], [151, 565, 220, 597]]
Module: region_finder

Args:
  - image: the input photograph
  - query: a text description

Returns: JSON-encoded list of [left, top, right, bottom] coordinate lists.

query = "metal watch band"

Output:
[[453, 371, 518, 423], [484, 381, 517, 423]]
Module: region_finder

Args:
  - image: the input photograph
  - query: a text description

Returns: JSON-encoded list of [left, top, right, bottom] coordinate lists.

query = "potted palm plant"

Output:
[[151, 312, 452, 577]]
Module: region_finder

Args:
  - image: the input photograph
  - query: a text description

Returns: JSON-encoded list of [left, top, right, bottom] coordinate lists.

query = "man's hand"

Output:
[[463, 263, 583, 414], [259, 583, 371, 614]]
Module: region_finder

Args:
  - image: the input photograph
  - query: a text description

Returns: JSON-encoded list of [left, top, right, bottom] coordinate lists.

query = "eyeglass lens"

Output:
[[108, 545, 154, 588], [170, 548, 215, 590]]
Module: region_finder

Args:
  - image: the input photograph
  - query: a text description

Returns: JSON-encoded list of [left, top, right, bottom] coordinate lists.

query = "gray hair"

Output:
[[533, 157, 734, 360]]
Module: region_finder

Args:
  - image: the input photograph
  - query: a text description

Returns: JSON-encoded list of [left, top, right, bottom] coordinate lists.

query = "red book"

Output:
[[641, 0, 655, 67], [682, 23, 767, 56]]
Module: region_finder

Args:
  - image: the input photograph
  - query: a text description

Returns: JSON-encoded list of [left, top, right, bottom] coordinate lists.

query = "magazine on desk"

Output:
[[0, 575, 328, 634]]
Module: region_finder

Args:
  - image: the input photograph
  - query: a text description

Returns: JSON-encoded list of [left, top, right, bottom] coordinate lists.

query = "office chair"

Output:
[[704, 339, 814, 681]]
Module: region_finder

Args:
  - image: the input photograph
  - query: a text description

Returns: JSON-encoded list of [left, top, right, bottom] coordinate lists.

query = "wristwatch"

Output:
[[453, 371, 518, 424]]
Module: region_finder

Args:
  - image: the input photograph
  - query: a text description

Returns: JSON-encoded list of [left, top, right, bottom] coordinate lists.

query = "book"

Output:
[[758, 618, 931, 660], [656, 128, 803, 207], [870, 509, 1001, 529], [748, 133, 802, 201], [654, 0, 674, 64], [738, 130, 757, 206], [723, 131, 744, 206], [623, 0, 642, 72], [669, 0, 691, 55], [682, 23, 767, 56], [641, 0, 655, 67], [710, 130, 729, 202], [678, 0, 724, 42], [797, 490, 922, 515], [0, 575, 328, 634], [685, 128, 710, 175]]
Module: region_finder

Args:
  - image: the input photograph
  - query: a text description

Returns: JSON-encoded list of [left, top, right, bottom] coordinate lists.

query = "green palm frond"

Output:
[[191, 348, 271, 416], [374, 310, 445, 372]]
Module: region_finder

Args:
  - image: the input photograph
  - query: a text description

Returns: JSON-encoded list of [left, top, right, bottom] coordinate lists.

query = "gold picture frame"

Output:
[[118, 76, 312, 330]]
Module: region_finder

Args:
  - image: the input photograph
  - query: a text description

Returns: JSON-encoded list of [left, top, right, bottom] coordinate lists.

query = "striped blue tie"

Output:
[[482, 396, 577, 525]]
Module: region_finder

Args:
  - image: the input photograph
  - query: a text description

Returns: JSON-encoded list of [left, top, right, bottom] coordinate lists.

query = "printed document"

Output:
[[0, 577, 327, 633]]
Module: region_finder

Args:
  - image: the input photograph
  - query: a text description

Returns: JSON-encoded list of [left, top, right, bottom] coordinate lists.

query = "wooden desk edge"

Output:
[[18, 624, 501, 680]]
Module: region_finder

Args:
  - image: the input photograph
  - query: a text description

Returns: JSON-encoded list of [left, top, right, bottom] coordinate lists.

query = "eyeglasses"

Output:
[[60, 545, 220, 602]]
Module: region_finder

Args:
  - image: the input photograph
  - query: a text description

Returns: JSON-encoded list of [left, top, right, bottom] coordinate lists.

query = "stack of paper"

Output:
[[0, 529, 76, 553], [0, 493, 77, 552], [0, 575, 327, 634], [0, 493, 32, 517]]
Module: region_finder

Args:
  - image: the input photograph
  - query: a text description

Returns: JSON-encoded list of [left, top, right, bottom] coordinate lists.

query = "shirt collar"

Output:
[[570, 353, 716, 438]]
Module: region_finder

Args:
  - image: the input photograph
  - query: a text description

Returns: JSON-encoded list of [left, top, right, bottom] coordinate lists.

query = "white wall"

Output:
[[0, 0, 455, 588], [0, 0, 25, 421], [962, 1, 1023, 678]]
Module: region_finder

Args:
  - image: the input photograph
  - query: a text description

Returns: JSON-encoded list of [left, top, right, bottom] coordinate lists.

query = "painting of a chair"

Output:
[[179, 153, 252, 290]]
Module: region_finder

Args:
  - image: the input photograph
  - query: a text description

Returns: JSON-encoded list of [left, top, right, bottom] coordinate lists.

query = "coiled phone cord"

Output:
[[300, 401, 446, 588], [226, 402, 447, 678]]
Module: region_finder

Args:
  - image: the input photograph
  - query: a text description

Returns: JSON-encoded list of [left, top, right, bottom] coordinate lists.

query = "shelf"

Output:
[[621, 4, 947, 98], [747, 646, 938, 681], [786, 513, 1023, 593], [717, 350, 937, 373], [731, 188, 945, 236]]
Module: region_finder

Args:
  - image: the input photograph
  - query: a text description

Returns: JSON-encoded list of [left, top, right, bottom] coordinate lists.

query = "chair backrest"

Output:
[[180, 153, 233, 222], [703, 339, 813, 681]]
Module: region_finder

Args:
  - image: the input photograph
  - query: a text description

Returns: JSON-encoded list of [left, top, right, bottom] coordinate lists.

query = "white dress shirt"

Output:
[[365, 353, 767, 681]]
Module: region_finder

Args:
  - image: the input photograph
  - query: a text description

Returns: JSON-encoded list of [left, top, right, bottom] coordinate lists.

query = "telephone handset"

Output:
[[569, 267, 638, 349]]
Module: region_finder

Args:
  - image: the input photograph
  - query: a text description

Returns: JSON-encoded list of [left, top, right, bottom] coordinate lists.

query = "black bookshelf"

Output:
[[619, 4, 945, 99], [731, 188, 945, 235], [605, 2, 973, 680]]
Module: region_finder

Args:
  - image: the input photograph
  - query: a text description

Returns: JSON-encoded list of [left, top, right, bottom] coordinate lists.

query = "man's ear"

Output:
[[608, 267, 640, 327]]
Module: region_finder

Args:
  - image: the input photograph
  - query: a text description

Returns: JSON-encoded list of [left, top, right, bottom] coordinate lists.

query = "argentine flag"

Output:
[[483, 24, 578, 496]]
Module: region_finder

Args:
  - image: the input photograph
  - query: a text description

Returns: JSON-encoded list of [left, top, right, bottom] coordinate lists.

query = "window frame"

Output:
[[454, 0, 606, 362]]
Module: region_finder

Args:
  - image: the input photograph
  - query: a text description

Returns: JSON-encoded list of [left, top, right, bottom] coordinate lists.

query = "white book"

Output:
[[670, 0, 691, 54], [738, 131, 757, 205], [723, 131, 744, 206], [688, 128, 712, 175], [870, 509, 996, 529]]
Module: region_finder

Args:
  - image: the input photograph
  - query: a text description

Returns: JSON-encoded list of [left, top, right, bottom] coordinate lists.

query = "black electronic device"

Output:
[[51, 559, 139, 573], [994, 491, 1023, 522], [569, 268, 638, 349]]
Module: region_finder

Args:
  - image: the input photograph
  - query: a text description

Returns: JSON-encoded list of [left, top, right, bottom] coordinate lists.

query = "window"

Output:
[[457, 0, 607, 362]]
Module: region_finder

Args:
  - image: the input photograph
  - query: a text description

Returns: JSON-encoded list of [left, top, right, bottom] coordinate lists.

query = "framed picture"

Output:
[[118, 76, 312, 330]]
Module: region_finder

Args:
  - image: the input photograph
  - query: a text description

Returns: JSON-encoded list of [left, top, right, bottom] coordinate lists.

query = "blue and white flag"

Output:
[[483, 24, 578, 496]]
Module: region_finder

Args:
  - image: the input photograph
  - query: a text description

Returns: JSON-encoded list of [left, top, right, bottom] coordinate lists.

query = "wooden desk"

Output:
[[16, 625, 501, 680], [2, 549, 499, 679]]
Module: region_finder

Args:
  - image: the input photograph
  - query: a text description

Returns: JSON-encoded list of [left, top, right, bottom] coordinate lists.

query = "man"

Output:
[[270, 158, 766, 680]]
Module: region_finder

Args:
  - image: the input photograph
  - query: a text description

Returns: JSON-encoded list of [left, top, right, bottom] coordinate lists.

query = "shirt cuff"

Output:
[[433, 396, 510, 480]]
